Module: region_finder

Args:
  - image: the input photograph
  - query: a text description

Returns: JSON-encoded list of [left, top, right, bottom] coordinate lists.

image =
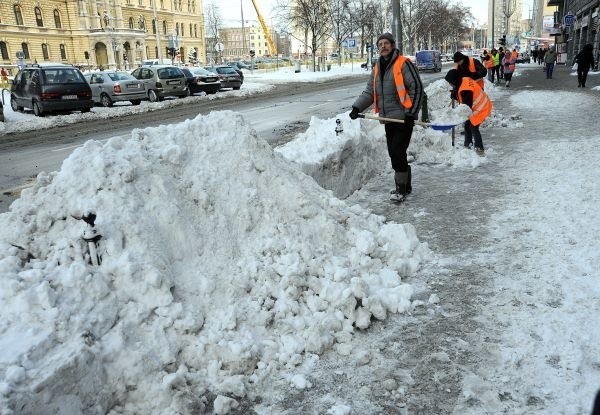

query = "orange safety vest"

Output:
[[455, 57, 484, 89], [372, 56, 413, 113], [482, 55, 494, 69], [458, 77, 492, 127]]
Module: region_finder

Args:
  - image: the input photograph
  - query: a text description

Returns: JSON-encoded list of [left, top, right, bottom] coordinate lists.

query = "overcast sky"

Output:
[[214, 0, 535, 28]]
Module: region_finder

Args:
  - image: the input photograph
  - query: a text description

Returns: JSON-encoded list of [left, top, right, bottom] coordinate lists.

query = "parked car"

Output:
[[226, 64, 244, 84], [229, 61, 251, 70], [203, 65, 242, 90], [131, 65, 188, 102], [416, 50, 442, 72], [516, 53, 531, 64], [10, 63, 93, 116], [85, 71, 146, 107], [180, 67, 221, 94]]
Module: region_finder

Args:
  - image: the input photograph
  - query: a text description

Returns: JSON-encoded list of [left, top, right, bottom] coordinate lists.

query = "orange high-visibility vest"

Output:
[[372, 56, 413, 113], [483, 55, 494, 69], [458, 77, 492, 127], [455, 57, 484, 89]]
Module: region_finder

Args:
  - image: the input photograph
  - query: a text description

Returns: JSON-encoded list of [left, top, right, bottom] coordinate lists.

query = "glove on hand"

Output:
[[349, 107, 360, 120], [403, 115, 415, 128]]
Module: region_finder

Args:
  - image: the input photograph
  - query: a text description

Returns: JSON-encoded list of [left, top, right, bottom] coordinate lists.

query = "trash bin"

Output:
[[294, 60, 301, 73]]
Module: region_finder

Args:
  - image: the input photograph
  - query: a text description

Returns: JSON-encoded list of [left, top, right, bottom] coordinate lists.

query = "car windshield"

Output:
[[180, 68, 192, 77], [192, 68, 212, 75], [43, 68, 86, 84], [217, 67, 236, 74], [107, 72, 136, 81], [157, 67, 184, 79]]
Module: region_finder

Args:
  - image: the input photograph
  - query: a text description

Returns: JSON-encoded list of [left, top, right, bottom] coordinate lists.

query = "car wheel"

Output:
[[11, 96, 22, 112], [100, 93, 113, 107], [233, 86, 241, 90], [148, 90, 159, 102], [81, 107, 91, 113], [130, 100, 141, 105], [33, 101, 44, 117], [184, 88, 191, 97]]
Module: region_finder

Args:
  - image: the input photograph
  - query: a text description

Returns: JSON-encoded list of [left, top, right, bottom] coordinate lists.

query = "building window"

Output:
[[152, 19, 157, 34], [138, 0, 143, 6], [129, 17, 134, 29], [54, 9, 62, 28], [35, 7, 44, 27], [181, 23, 184, 37], [14, 5, 24, 25], [60, 44, 67, 60], [0, 42, 8, 60], [188, 0, 191, 12], [175, 23, 179, 36], [163, 21, 167, 34], [155, 46, 158, 58], [194, 24, 197, 38], [42, 44, 49, 60], [190, 23, 192, 37], [160, 0, 164, 8], [21, 43, 30, 59]]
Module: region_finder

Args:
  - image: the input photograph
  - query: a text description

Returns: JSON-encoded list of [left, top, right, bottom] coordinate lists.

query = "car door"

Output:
[[88, 73, 104, 102]]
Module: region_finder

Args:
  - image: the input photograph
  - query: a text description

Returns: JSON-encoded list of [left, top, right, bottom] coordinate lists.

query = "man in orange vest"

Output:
[[453, 51, 487, 89], [444, 69, 493, 156], [349, 32, 424, 202]]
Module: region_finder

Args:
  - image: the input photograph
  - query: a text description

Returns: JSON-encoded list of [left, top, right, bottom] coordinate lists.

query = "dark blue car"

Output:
[[416, 50, 442, 72]]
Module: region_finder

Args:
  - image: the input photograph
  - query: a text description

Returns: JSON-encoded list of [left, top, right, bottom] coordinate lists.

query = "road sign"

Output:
[[564, 14, 575, 27], [214, 42, 224, 53], [342, 39, 357, 48]]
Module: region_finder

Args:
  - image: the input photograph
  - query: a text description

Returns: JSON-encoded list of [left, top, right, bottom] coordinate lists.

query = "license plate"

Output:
[[62, 95, 77, 100], [127, 84, 140, 89], [167, 80, 180, 85]]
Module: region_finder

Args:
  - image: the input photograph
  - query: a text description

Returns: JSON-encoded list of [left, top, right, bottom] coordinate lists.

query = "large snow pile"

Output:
[[0, 111, 430, 414]]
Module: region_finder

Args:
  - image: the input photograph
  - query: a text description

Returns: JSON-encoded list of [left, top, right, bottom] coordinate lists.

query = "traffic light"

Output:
[[249, 49, 255, 57], [499, 35, 506, 46]]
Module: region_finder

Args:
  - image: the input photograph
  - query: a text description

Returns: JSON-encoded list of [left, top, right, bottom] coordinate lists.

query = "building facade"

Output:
[[0, 0, 206, 74], [487, 0, 524, 47], [558, 0, 599, 65]]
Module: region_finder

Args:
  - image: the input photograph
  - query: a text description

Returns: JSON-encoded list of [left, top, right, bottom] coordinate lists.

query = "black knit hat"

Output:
[[444, 69, 460, 87], [453, 51, 466, 63], [377, 33, 395, 45]]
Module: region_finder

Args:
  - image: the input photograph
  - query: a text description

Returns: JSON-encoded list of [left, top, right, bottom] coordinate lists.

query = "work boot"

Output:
[[390, 171, 409, 201], [475, 147, 485, 157]]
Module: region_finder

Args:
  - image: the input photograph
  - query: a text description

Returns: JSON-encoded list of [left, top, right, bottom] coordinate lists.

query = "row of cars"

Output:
[[7, 63, 244, 116]]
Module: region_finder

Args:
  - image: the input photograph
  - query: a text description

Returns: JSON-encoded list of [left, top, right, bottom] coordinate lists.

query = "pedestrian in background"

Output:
[[481, 50, 495, 82], [453, 51, 487, 89], [503, 49, 518, 87], [349, 32, 424, 202], [445, 69, 493, 156], [544, 47, 557, 79], [538, 48, 546, 66], [0, 67, 8, 89], [490, 48, 501, 83], [498, 47, 506, 80], [573, 43, 594, 87], [532, 49, 539, 63]]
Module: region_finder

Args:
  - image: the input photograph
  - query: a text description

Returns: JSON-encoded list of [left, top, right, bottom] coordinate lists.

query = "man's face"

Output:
[[377, 39, 393, 58]]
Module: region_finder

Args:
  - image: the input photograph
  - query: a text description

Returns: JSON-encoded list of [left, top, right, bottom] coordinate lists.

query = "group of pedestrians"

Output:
[[480, 47, 519, 87], [348, 32, 492, 203]]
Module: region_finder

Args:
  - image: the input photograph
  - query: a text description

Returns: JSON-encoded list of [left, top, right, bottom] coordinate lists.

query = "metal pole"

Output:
[[152, 0, 163, 60], [492, 0, 495, 45], [241, 0, 246, 58]]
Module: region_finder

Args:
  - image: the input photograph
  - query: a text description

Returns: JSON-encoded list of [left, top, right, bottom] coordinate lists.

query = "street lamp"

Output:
[[111, 39, 121, 69]]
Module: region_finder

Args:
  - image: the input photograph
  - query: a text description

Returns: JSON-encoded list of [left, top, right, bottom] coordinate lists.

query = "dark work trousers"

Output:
[[492, 65, 500, 83], [464, 120, 483, 149], [385, 122, 413, 172], [577, 68, 590, 87]]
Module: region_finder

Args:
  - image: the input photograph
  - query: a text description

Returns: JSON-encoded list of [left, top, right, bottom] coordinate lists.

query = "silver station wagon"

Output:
[[131, 65, 188, 102], [85, 71, 146, 107]]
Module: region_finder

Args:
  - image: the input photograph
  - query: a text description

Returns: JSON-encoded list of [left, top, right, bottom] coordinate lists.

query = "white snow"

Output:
[[1, 63, 599, 414]]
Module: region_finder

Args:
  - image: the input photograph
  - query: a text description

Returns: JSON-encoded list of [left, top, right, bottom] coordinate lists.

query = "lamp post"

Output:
[[152, 0, 163, 60], [111, 39, 121, 69]]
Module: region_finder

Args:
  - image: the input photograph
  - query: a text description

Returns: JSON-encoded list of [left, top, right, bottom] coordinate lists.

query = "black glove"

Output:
[[349, 107, 360, 120], [403, 115, 415, 128]]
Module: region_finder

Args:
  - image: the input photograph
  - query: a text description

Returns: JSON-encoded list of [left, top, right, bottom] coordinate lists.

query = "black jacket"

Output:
[[574, 48, 595, 71], [457, 57, 487, 81]]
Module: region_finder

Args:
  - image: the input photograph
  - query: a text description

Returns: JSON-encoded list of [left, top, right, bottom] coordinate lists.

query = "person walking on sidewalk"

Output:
[[573, 43, 594, 87], [454, 51, 487, 89], [349, 32, 424, 202], [490, 48, 501, 84], [544, 47, 557, 79], [502, 49, 518, 87], [481, 50, 495, 82], [0, 67, 8, 90], [445, 69, 493, 156], [498, 47, 506, 80]]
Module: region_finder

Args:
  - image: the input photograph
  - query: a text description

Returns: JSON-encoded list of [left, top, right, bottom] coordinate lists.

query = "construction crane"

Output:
[[250, 0, 277, 57]]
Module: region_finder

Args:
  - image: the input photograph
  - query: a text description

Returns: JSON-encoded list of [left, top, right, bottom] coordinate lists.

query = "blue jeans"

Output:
[[546, 63, 555, 78]]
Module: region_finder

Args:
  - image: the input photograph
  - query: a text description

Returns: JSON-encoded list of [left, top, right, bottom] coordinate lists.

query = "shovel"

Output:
[[357, 113, 464, 131]]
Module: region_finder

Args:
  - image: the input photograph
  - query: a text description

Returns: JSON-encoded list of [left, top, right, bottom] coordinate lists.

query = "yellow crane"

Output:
[[250, 0, 277, 57]]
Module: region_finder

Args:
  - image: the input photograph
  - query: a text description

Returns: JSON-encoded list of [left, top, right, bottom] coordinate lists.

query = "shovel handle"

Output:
[[358, 113, 431, 127]]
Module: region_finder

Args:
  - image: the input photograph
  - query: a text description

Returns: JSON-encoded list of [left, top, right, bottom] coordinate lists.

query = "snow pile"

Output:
[[0, 111, 430, 413], [244, 63, 368, 84], [424, 78, 472, 124], [277, 114, 387, 198]]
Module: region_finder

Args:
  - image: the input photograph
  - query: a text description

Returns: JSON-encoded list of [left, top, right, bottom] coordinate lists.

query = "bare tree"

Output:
[[327, 0, 361, 65], [204, 1, 223, 63], [274, 0, 331, 71]]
